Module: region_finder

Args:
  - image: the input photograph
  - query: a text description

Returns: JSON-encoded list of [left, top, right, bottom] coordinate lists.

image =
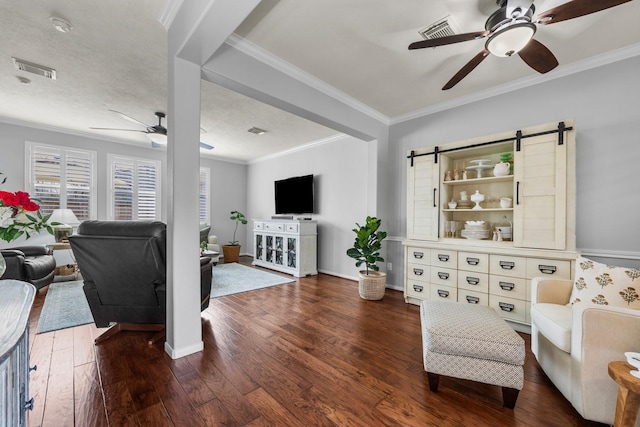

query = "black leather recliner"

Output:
[[69, 220, 212, 342], [0, 245, 56, 289]]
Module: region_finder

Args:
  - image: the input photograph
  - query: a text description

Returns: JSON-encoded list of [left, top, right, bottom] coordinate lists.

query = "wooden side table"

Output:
[[46, 242, 78, 279], [608, 361, 640, 427]]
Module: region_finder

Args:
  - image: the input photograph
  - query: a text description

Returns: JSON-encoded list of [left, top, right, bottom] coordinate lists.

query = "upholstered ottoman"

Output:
[[420, 300, 525, 408]]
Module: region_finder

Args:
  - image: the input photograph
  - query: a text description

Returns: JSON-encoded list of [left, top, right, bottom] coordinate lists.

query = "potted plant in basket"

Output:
[[222, 210, 247, 263], [346, 216, 388, 300]]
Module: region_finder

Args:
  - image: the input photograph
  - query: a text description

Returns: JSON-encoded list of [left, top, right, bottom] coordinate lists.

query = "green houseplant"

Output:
[[222, 210, 247, 263], [346, 216, 388, 300]]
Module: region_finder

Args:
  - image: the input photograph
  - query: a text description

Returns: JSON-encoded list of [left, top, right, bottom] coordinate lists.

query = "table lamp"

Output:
[[49, 208, 80, 242]]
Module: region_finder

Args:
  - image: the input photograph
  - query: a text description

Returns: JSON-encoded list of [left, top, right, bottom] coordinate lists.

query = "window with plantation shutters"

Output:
[[199, 167, 210, 224], [25, 142, 96, 220], [108, 155, 160, 220]]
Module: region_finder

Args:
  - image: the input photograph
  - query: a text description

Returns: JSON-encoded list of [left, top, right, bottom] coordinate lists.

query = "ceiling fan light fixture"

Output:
[[486, 22, 536, 57], [147, 132, 167, 145]]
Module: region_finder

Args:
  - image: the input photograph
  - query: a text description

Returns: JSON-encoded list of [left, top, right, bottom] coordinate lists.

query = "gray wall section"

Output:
[[0, 121, 247, 250], [387, 54, 640, 282], [247, 135, 372, 280]]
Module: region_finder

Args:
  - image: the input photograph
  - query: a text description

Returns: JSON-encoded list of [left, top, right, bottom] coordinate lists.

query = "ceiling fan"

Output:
[[90, 110, 214, 150], [408, 0, 632, 90]]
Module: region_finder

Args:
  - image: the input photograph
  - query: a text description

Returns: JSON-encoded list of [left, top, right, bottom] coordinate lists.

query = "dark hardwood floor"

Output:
[[26, 257, 605, 426]]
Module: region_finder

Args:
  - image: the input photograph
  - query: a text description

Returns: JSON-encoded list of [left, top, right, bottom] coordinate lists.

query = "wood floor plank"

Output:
[[27, 335, 53, 427], [73, 362, 108, 427], [102, 380, 140, 427], [41, 346, 74, 426], [26, 257, 606, 426], [73, 325, 95, 366], [244, 387, 302, 427], [195, 397, 241, 427]]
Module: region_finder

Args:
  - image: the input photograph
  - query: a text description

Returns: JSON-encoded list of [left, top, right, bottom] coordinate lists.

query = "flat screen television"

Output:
[[274, 174, 314, 214]]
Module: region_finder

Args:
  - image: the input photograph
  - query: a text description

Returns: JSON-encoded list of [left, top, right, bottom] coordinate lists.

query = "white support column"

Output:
[[165, 54, 203, 359], [161, 0, 262, 359]]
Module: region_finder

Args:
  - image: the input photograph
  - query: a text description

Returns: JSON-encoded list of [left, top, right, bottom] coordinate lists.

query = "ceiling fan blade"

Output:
[[108, 109, 151, 128], [89, 127, 147, 133], [537, 0, 631, 25], [199, 142, 214, 150], [442, 49, 490, 90], [409, 31, 489, 50], [518, 39, 559, 73]]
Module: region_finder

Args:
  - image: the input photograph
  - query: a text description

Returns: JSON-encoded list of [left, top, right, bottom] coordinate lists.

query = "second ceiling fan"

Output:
[[409, 0, 632, 90], [90, 110, 214, 150]]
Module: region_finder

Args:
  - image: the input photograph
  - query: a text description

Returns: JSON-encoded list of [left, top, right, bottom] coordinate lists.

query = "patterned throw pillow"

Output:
[[568, 257, 640, 309]]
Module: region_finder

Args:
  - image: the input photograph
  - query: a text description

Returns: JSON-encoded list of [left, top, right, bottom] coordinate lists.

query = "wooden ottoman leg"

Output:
[[502, 387, 520, 409], [427, 372, 440, 392]]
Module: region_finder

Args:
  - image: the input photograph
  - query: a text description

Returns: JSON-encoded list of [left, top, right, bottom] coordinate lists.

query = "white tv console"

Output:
[[252, 219, 317, 277]]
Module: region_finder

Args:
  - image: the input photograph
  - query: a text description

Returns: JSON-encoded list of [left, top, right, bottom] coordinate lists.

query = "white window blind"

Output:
[[26, 142, 96, 220], [199, 167, 210, 224], [109, 155, 160, 220]]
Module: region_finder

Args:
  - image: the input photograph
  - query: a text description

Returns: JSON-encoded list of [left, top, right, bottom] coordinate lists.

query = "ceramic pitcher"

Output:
[[493, 161, 510, 177]]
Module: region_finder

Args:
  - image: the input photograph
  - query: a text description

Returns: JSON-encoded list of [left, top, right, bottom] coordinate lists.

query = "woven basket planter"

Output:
[[358, 271, 387, 300], [222, 245, 241, 263]]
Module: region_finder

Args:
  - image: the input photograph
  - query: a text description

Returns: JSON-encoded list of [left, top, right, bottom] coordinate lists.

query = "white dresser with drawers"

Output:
[[404, 243, 575, 326]]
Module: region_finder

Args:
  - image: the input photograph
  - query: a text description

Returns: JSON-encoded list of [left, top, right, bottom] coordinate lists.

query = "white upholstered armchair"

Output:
[[531, 262, 640, 426]]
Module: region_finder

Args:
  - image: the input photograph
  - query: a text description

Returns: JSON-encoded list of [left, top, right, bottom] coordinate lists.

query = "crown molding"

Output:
[[0, 116, 237, 160], [225, 34, 390, 125], [0, 116, 152, 149], [391, 42, 640, 125], [158, 0, 183, 29], [249, 133, 350, 165]]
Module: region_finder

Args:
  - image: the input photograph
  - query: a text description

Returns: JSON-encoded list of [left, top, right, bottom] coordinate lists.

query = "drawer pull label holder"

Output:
[[538, 264, 557, 274], [499, 302, 515, 312], [466, 277, 480, 286], [466, 257, 480, 266], [413, 251, 424, 259], [437, 289, 450, 298], [438, 272, 450, 280], [499, 281, 515, 291], [438, 254, 450, 262], [413, 284, 424, 293], [466, 296, 480, 304], [500, 261, 515, 270], [413, 268, 424, 276]]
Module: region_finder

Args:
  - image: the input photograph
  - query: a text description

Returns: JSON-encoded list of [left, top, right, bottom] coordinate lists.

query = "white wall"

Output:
[[0, 121, 247, 249], [247, 135, 372, 279]]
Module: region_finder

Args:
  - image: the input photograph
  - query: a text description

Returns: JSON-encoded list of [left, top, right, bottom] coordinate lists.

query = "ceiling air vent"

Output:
[[12, 58, 57, 80], [247, 127, 267, 135], [419, 16, 459, 40]]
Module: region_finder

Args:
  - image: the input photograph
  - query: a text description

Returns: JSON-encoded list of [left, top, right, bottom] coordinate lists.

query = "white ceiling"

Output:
[[1, 0, 639, 162]]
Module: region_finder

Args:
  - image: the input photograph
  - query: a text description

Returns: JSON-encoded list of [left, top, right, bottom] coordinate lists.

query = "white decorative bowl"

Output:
[[625, 352, 640, 370]]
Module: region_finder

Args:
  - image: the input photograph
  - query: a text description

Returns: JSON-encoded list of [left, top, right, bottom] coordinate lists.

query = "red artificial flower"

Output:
[[0, 190, 19, 206], [15, 191, 32, 204], [21, 200, 40, 211]]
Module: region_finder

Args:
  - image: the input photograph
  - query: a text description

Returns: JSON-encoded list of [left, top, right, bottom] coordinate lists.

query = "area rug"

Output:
[[37, 281, 94, 334], [211, 263, 294, 298]]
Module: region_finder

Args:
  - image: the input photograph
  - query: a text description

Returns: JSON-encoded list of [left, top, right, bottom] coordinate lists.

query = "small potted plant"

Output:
[[222, 210, 247, 263], [346, 216, 388, 300]]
